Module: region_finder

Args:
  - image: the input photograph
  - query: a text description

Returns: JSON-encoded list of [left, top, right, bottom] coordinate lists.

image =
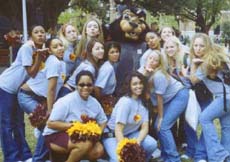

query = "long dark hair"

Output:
[[85, 38, 104, 76], [119, 71, 148, 107]]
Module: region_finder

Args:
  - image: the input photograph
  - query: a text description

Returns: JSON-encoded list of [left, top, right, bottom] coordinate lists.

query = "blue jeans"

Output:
[[194, 98, 212, 162], [199, 97, 230, 162], [103, 131, 157, 162], [0, 88, 32, 162], [155, 88, 189, 162], [17, 89, 49, 162]]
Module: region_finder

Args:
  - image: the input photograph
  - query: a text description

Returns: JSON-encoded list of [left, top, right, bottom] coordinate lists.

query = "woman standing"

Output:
[[0, 25, 46, 162], [103, 72, 157, 162], [17, 38, 66, 161], [190, 44, 230, 162], [142, 51, 189, 162]]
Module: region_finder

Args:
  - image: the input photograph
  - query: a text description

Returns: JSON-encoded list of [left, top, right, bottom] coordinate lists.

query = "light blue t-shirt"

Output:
[[95, 61, 116, 95], [63, 44, 75, 77], [26, 55, 66, 98], [150, 70, 184, 106], [67, 60, 95, 88], [195, 67, 230, 99], [107, 96, 149, 135], [43, 91, 107, 136], [0, 43, 34, 94]]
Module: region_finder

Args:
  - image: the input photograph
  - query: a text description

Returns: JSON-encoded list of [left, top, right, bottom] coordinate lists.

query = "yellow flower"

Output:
[[66, 120, 102, 142], [134, 114, 141, 122], [61, 73, 66, 81]]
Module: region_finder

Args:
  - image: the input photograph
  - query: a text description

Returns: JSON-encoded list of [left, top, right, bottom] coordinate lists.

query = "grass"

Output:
[[0, 117, 221, 162]]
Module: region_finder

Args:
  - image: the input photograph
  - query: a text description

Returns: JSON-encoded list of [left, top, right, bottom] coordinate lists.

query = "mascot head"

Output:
[[108, 6, 149, 42]]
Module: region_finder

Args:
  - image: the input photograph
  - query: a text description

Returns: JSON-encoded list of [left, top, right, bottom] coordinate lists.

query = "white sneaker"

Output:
[[198, 160, 207, 162], [151, 148, 161, 159], [181, 154, 190, 160], [24, 158, 32, 162]]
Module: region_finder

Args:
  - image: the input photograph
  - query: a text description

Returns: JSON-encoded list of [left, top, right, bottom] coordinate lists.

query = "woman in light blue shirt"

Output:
[[103, 72, 157, 162]]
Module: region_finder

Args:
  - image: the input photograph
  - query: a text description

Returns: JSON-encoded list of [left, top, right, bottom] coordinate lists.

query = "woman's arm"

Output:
[[99, 122, 107, 132], [115, 123, 125, 142], [189, 61, 201, 85], [136, 122, 149, 145], [47, 77, 58, 113], [156, 94, 163, 131], [47, 120, 72, 131], [25, 49, 48, 78]]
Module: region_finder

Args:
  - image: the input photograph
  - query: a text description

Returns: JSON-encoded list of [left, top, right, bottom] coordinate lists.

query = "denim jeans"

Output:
[[103, 131, 157, 162], [17, 89, 49, 162], [199, 97, 230, 162], [0, 88, 32, 162], [154, 88, 189, 162], [194, 99, 212, 162]]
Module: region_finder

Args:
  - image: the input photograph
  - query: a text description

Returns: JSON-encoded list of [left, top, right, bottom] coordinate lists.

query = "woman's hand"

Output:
[[181, 65, 189, 77], [192, 58, 203, 65], [157, 117, 163, 132]]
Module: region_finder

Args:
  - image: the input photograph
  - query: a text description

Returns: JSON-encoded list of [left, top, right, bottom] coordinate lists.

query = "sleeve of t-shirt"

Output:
[[115, 97, 131, 125], [84, 65, 96, 77], [195, 67, 206, 80], [154, 72, 168, 95], [95, 64, 112, 89], [48, 99, 69, 121], [20, 44, 33, 66], [46, 56, 59, 79]]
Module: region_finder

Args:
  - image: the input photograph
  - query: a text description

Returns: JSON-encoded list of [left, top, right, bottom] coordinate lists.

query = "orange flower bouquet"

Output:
[[66, 115, 102, 143], [116, 138, 145, 162]]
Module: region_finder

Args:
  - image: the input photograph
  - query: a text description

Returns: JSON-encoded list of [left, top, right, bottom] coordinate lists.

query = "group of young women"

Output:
[[0, 18, 230, 162]]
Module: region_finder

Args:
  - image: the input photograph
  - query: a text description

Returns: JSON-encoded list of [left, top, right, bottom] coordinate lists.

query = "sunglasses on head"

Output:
[[78, 83, 93, 87]]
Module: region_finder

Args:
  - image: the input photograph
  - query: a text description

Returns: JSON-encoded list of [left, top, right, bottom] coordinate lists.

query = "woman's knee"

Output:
[[87, 142, 104, 160]]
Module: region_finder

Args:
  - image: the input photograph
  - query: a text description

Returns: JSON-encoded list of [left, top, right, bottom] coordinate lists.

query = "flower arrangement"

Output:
[[28, 104, 49, 128], [66, 115, 102, 143], [134, 114, 141, 122], [116, 138, 146, 162]]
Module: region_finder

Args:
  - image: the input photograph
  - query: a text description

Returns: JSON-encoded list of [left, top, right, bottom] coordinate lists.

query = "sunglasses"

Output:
[[78, 83, 93, 87]]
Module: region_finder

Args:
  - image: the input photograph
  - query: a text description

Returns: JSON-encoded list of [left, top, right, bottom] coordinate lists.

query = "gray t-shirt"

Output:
[[150, 70, 184, 105], [195, 67, 230, 98], [107, 96, 149, 135], [0, 43, 34, 94], [43, 91, 107, 136]]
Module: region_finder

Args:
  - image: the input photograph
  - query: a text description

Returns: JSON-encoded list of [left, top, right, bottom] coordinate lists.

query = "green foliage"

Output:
[[222, 21, 230, 40], [58, 8, 87, 32]]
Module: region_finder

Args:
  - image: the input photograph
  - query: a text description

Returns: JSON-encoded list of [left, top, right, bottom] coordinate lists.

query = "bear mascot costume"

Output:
[[105, 3, 149, 95]]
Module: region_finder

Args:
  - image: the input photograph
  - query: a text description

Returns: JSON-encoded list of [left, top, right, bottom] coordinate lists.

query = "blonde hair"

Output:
[[190, 33, 213, 61], [75, 18, 104, 58], [148, 51, 169, 91], [202, 44, 229, 73], [58, 24, 78, 49], [164, 36, 184, 72]]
